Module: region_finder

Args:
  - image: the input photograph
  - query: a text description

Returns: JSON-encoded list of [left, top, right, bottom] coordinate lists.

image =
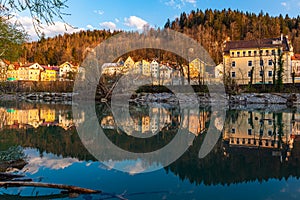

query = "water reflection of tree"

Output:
[[165, 109, 300, 186], [0, 146, 27, 172], [0, 126, 96, 161]]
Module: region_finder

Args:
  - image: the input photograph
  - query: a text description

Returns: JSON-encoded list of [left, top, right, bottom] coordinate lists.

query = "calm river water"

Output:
[[0, 101, 300, 200]]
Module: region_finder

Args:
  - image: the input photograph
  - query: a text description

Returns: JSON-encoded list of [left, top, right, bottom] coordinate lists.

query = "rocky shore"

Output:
[[0, 92, 73, 104], [1, 92, 299, 106], [131, 92, 299, 106]]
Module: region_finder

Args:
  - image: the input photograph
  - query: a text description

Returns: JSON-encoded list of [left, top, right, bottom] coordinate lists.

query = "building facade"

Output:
[[292, 54, 300, 83], [223, 35, 294, 85]]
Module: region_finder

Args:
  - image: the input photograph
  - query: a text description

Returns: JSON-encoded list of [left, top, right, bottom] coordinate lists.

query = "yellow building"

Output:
[[6, 109, 41, 128], [292, 54, 300, 83], [188, 58, 205, 79], [41, 70, 57, 81], [40, 109, 56, 123], [142, 60, 150, 76], [28, 69, 41, 81], [123, 56, 135, 70], [223, 35, 294, 85], [17, 67, 29, 80], [223, 111, 293, 149], [6, 69, 18, 81]]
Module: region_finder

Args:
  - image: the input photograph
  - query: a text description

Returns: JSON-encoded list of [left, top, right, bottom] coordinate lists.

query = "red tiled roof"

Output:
[[292, 54, 300, 60], [224, 36, 290, 53]]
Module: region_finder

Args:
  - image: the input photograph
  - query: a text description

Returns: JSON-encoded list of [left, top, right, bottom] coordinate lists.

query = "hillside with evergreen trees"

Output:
[[165, 9, 300, 63], [22, 30, 120, 65], [21, 9, 300, 65]]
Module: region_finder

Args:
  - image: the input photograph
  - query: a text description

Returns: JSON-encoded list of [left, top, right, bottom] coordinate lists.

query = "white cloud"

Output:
[[115, 18, 120, 23], [165, 0, 197, 9], [22, 149, 81, 174], [124, 16, 149, 30], [9, 15, 83, 40], [86, 24, 94, 29], [99, 21, 117, 30], [127, 161, 146, 175], [94, 10, 104, 15], [281, 2, 287, 6]]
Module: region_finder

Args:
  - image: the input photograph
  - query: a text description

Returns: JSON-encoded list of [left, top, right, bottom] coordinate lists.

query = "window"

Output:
[[248, 129, 252, 135], [254, 51, 257, 56], [272, 49, 276, 55], [243, 51, 246, 57], [248, 71, 252, 77], [266, 50, 269, 55], [268, 119, 272, 125], [231, 52, 235, 57], [260, 71, 264, 77], [231, 71, 236, 78], [231, 128, 236, 133], [268, 71, 273, 77], [268, 60, 273, 66], [260, 50, 263, 55], [268, 130, 273, 136], [248, 51, 252, 56], [231, 61, 236, 67], [248, 60, 253, 67], [237, 52, 240, 57], [260, 59, 264, 66]]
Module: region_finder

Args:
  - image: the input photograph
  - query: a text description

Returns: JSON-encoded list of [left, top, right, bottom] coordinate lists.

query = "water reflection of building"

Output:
[[181, 108, 209, 136], [100, 106, 210, 136], [0, 107, 84, 130], [292, 112, 300, 136], [101, 116, 115, 129], [223, 111, 293, 149]]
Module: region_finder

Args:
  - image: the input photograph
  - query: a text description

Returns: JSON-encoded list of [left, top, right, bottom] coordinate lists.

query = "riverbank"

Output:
[[130, 92, 299, 106], [0, 92, 73, 104], [1, 92, 299, 106]]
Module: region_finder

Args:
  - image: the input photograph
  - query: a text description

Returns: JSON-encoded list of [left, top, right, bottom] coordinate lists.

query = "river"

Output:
[[0, 100, 300, 199]]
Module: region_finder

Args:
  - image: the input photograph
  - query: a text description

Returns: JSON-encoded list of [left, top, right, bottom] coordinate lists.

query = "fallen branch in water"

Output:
[[0, 172, 24, 181], [0, 193, 69, 200], [0, 181, 101, 194]]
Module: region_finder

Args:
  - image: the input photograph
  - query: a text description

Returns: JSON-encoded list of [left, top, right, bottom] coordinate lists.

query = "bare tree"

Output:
[[0, 0, 69, 36]]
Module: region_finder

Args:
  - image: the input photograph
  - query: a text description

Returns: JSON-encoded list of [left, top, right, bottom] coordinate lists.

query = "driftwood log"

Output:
[[0, 181, 101, 194]]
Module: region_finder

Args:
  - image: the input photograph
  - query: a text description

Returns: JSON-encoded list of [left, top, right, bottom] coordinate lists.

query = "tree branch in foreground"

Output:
[[0, 181, 101, 194]]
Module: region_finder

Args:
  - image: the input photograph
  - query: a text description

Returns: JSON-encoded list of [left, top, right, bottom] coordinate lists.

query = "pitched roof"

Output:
[[224, 36, 290, 53], [292, 54, 300, 60]]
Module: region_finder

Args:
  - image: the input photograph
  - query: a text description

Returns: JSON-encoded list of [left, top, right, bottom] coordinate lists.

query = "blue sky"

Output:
[[14, 0, 300, 39]]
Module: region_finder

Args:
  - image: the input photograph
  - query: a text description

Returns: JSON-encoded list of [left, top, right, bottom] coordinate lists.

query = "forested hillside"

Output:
[[22, 30, 120, 65], [165, 9, 300, 63], [21, 9, 300, 65]]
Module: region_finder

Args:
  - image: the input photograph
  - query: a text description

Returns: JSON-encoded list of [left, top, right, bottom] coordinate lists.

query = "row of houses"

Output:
[[102, 56, 211, 85], [0, 60, 79, 82], [102, 34, 300, 85], [101, 105, 209, 136], [0, 107, 85, 130]]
